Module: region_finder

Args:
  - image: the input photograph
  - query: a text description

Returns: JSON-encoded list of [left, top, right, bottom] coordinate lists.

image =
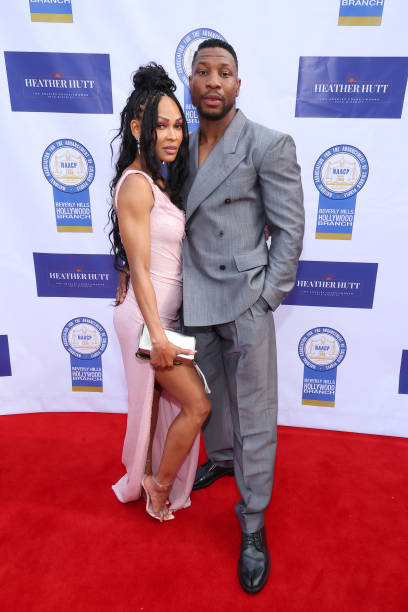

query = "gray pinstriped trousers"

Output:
[[186, 300, 278, 533]]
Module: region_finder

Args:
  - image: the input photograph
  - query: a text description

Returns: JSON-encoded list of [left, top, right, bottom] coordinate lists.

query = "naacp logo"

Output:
[[299, 327, 346, 371], [42, 139, 95, 193], [314, 145, 368, 200], [62, 317, 108, 360], [175, 28, 225, 87]]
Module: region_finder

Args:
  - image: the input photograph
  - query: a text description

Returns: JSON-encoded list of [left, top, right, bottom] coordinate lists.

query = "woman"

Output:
[[109, 64, 210, 521]]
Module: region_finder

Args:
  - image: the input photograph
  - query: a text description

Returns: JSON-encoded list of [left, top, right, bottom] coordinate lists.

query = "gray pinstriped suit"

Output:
[[182, 110, 304, 532]]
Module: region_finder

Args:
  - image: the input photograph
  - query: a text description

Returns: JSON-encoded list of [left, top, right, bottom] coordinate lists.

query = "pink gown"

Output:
[[112, 169, 200, 512]]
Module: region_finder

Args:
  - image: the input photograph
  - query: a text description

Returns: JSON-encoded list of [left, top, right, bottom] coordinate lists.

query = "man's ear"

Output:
[[236, 78, 242, 98], [188, 74, 192, 94], [130, 119, 141, 139]]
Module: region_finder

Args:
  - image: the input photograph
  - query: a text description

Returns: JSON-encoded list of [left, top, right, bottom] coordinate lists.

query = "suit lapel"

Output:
[[186, 110, 247, 222], [183, 129, 199, 201]]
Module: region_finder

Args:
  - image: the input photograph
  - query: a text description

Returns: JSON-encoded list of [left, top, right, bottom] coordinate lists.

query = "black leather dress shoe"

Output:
[[192, 459, 234, 490], [238, 527, 270, 594]]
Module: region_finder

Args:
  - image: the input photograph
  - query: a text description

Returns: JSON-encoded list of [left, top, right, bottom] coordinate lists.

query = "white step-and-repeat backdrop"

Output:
[[1, 1, 407, 437]]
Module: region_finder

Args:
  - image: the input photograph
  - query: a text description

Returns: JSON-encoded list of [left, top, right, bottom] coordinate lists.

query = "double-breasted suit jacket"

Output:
[[182, 109, 304, 328]]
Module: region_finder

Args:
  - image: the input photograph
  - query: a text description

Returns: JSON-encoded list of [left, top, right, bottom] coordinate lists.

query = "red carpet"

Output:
[[1, 413, 408, 612]]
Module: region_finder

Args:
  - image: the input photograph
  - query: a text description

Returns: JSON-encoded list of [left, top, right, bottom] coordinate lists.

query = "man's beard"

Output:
[[196, 99, 235, 121]]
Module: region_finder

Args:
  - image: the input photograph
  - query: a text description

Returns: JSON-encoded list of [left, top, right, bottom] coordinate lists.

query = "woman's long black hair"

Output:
[[108, 63, 189, 272]]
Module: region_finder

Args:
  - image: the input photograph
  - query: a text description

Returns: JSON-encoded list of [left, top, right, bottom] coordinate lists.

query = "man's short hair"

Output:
[[191, 39, 238, 70]]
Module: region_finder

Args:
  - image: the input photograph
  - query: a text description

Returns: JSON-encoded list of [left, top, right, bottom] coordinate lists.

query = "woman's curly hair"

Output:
[[108, 63, 189, 272]]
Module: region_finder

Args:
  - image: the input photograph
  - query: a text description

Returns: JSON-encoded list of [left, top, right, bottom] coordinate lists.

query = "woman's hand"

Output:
[[150, 339, 196, 369]]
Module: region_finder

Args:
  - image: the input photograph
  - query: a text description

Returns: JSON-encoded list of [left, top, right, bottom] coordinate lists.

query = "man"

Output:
[[182, 39, 304, 594]]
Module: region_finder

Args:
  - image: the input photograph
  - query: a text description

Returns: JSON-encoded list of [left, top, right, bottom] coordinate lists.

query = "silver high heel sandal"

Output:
[[141, 475, 174, 522]]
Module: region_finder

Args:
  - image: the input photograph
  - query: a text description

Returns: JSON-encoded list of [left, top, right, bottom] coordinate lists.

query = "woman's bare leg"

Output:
[[143, 363, 210, 516], [145, 383, 161, 475]]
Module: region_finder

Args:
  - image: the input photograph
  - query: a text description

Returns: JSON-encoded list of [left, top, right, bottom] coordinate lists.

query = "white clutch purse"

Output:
[[136, 325, 196, 364]]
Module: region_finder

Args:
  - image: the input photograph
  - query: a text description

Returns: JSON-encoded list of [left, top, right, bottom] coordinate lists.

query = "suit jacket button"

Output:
[[219, 264, 226, 270], [225, 198, 231, 204], [219, 231, 224, 236]]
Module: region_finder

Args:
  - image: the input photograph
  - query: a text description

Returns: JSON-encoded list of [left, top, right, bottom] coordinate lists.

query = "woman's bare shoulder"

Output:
[[117, 171, 154, 212]]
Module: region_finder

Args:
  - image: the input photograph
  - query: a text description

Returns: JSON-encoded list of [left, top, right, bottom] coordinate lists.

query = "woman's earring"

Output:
[[161, 161, 167, 179], [135, 138, 140, 154]]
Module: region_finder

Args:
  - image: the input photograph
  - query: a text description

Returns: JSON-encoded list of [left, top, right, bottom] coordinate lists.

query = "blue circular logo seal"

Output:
[[175, 28, 226, 88], [313, 145, 368, 200], [62, 317, 108, 360], [42, 139, 95, 193], [298, 327, 346, 371]]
